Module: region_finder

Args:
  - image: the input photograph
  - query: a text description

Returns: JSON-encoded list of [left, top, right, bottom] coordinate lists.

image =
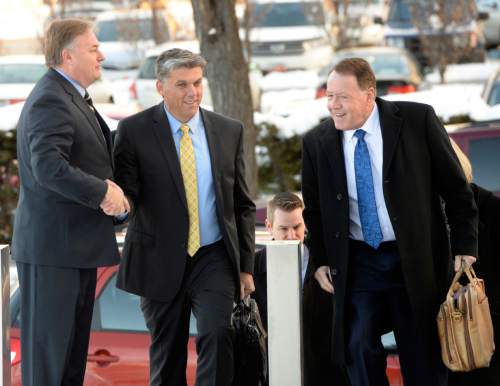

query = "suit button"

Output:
[[336, 193, 342, 200], [330, 268, 338, 276], [384, 179, 390, 184], [334, 232, 340, 238], [392, 216, 397, 222]]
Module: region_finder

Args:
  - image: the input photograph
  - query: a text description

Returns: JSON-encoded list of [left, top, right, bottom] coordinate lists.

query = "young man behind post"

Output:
[[253, 192, 350, 386]]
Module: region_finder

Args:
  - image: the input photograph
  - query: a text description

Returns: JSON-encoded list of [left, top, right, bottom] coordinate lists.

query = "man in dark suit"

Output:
[[301, 58, 478, 386], [12, 19, 125, 386], [113, 48, 256, 386]]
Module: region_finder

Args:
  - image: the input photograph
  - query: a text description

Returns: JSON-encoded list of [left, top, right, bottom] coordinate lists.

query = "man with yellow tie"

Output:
[[113, 48, 256, 386]]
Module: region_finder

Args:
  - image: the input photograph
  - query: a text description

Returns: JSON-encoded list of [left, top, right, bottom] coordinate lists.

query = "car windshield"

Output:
[[249, 2, 325, 28], [327, 52, 410, 77], [388, 0, 475, 29], [487, 81, 500, 106], [96, 17, 169, 42], [0, 63, 46, 84]]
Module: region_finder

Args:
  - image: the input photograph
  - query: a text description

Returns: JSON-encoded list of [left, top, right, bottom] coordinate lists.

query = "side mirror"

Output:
[[373, 16, 384, 25]]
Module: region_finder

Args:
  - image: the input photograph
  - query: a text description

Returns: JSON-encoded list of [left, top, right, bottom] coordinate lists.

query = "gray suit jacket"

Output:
[[113, 103, 255, 302], [12, 68, 120, 268]]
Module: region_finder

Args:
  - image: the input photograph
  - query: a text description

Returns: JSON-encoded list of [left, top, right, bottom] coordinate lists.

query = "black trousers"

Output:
[[303, 277, 350, 386], [345, 240, 447, 386], [16, 262, 97, 386], [140, 240, 236, 386]]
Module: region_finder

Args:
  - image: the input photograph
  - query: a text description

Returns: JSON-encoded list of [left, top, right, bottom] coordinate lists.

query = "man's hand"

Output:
[[240, 272, 255, 300], [314, 265, 334, 294], [454, 255, 477, 272], [100, 179, 126, 216]]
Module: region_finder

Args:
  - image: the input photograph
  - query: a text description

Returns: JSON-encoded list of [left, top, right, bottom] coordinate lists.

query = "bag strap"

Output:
[[447, 264, 477, 294]]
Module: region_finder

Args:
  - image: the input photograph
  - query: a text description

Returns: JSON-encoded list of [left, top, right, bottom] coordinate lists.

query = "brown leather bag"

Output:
[[437, 265, 495, 371]]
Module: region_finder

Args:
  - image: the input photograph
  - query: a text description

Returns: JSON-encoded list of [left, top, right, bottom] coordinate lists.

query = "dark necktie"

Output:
[[84, 91, 106, 143], [354, 129, 383, 249], [84, 91, 96, 112]]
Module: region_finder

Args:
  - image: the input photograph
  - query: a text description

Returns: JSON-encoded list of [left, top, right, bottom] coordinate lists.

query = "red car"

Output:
[[10, 261, 405, 385], [10, 265, 198, 385]]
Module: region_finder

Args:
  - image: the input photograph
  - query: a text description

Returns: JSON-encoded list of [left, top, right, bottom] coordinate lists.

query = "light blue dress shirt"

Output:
[[164, 106, 222, 246]]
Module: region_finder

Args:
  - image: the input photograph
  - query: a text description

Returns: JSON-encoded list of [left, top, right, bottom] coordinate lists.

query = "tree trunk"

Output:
[[190, 0, 258, 198]]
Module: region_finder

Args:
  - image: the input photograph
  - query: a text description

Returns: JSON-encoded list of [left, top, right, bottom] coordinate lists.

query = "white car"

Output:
[[241, 0, 333, 72], [0, 55, 114, 107], [95, 9, 170, 70], [132, 40, 262, 111]]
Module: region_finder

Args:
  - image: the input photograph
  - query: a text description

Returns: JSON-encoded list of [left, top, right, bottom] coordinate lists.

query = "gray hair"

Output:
[[155, 48, 207, 81]]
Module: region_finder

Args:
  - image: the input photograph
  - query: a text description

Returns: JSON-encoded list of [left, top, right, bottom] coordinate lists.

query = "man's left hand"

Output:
[[454, 255, 477, 272], [239, 272, 255, 300]]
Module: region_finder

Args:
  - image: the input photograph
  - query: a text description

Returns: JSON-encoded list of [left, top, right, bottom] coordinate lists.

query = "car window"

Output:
[[487, 82, 500, 106], [0, 63, 46, 83], [96, 273, 198, 335], [138, 56, 157, 79], [387, 0, 412, 27], [468, 137, 500, 192], [96, 17, 169, 43], [326, 52, 411, 78], [249, 2, 325, 28]]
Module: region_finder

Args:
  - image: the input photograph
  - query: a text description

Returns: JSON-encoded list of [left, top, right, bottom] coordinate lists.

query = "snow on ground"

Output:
[[382, 83, 484, 122], [425, 62, 499, 84], [257, 83, 490, 138]]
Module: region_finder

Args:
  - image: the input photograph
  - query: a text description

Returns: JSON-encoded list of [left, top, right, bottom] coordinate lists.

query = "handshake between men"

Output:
[[100, 179, 130, 216]]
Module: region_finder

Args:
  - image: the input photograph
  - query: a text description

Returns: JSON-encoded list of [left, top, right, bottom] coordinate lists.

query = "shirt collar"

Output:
[[163, 104, 200, 136], [344, 103, 379, 142], [53, 67, 86, 98]]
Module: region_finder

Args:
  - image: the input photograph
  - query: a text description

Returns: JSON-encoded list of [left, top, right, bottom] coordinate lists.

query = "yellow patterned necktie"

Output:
[[179, 124, 200, 256]]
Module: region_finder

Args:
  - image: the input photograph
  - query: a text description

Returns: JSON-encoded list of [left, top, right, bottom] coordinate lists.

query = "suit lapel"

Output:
[[377, 98, 402, 179], [200, 109, 224, 211], [319, 119, 348, 194], [49, 69, 109, 151], [151, 103, 188, 210]]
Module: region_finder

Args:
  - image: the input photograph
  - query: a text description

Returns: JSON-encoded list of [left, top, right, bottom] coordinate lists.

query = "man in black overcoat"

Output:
[[302, 58, 478, 386]]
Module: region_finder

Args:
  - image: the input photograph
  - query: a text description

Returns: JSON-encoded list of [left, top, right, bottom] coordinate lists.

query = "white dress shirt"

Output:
[[342, 104, 396, 242]]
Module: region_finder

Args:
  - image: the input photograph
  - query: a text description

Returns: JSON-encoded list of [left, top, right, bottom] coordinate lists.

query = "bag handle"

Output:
[[448, 264, 478, 293]]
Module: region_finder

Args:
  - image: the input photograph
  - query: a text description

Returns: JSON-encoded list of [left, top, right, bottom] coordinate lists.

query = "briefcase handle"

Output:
[[448, 265, 485, 302]]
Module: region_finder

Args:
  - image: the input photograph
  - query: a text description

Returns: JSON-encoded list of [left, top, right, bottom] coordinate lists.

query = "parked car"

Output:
[[10, 252, 404, 385], [384, 0, 486, 68], [52, 0, 118, 19], [0, 55, 114, 107], [336, 0, 388, 46], [449, 119, 500, 196], [131, 40, 262, 111], [241, 0, 333, 72], [468, 68, 500, 121], [316, 46, 423, 99], [95, 9, 170, 70], [10, 265, 196, 385]]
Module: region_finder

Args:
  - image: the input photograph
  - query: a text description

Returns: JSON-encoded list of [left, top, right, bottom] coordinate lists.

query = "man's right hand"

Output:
[[315, 266, 334, 294], [100, 179, 127, 216]]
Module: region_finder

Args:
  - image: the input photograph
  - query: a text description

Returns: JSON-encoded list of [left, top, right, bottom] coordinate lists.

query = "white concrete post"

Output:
[[0, 245, 10, 386], [265, 240, 303, 386]]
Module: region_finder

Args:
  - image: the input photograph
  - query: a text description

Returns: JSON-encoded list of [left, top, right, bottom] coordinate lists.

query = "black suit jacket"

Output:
[[113, 104, 255, 302], [302, 97, 478, 364], [12, 69, 120, 268]]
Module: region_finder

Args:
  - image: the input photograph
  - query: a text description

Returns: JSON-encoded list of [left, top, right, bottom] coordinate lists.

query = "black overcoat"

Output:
[[301, 97, 478, 364]]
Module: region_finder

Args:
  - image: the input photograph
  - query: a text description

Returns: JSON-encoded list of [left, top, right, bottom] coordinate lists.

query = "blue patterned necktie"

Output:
[[354, 129, 383, 249]]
